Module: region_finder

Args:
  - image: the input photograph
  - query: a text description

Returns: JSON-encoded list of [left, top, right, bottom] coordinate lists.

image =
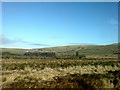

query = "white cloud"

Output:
[[2, 46, 33, 49], [69, 43, 96, 45]]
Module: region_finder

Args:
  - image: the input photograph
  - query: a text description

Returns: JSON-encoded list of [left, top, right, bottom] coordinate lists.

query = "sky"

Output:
[[2, 2, 118, 49]]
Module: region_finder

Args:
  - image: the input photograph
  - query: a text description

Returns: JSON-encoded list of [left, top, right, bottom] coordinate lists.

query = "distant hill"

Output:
[[38, 44, 118, 55], [1, 43, 118, 56]]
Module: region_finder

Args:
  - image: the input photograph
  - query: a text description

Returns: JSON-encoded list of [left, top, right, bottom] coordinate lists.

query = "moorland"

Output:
[[1, 43, 120, 89]]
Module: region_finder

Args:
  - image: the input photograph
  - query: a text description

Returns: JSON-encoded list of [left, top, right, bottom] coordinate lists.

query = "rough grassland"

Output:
[[1, 44, 120, 88], [1, 59, 120, 88]]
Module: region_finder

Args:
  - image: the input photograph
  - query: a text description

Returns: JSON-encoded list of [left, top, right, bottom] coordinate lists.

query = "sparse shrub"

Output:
[[23, 66, 32, 74], [51, 73, 104, 88], [79, 54, 86, 59], [10, 76, 40, 88], [2, 77, 7, 82], [2, 52, 11, 55], [76, 51, 79, 57], [24, 52, 56, 57]]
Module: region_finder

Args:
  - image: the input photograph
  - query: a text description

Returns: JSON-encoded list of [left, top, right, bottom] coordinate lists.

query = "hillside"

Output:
[[1, 43, 118, 56], [38, 44, 118, 55]]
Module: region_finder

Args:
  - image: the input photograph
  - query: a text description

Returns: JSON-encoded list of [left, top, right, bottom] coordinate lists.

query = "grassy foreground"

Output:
[[1, 59, 120, 88]]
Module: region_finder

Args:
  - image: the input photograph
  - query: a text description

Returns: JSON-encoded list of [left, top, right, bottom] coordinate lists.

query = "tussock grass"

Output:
[[1, 59, 120, 88], [2, 62, 120, 88]]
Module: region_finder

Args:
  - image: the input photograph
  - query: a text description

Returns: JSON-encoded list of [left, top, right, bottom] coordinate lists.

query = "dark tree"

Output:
[[76, 51, 79, 57]]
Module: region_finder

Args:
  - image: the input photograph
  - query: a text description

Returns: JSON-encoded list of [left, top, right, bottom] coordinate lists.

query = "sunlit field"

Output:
[[1, 58, 120, 88], [1, 44, 120, 89]]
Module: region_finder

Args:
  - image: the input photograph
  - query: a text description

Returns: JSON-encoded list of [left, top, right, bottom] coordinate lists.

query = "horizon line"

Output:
[[1, 43, 119, 49]]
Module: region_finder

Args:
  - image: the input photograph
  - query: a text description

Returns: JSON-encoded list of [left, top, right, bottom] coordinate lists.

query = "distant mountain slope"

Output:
[[38, 44, 118, 55], [1, 43, 118, 55], [1, 48, 38, 55]]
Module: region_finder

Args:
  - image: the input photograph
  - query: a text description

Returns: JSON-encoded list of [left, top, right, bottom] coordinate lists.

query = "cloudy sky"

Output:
[[2, 2, 118, 48]]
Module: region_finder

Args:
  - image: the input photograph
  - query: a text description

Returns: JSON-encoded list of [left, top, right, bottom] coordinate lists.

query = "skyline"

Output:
[[2, 2, 118, 49]]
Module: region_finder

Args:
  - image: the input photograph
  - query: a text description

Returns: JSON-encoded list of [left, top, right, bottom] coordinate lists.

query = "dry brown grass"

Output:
[[1, 59, 120, 88]]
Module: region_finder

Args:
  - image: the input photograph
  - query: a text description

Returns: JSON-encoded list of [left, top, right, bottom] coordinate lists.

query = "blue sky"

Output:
[[2, 2, 118, 48]]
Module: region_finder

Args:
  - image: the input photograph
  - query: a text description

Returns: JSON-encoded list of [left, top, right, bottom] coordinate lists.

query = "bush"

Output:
[[2, 77, 7, 82], [24, 52, 56, 57], [79, 54, 86, 59]]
